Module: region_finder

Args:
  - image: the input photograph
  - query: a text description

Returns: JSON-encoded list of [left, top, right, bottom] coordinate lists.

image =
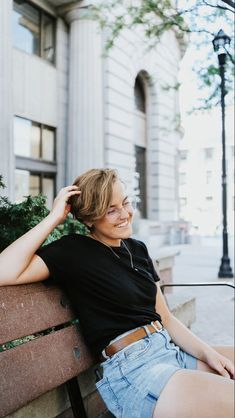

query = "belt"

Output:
[[102, 320, 163, 359]]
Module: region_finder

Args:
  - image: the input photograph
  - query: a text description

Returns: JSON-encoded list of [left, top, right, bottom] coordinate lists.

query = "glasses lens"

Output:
[[105, 197, 137, 221], [123, 198, 137, 213]]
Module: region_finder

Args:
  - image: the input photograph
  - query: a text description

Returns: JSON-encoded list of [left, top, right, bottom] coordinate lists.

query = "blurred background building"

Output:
[[0, 0, 187, 247], [179, 107, 234, 236]]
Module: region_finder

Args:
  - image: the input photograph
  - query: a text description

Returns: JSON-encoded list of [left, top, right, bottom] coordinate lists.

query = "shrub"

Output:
[[0, 175, 88, 253], [0, 176, 88, 352]]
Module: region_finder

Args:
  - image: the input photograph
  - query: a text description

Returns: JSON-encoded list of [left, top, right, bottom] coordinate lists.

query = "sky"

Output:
[[177, 0, 234, 119]]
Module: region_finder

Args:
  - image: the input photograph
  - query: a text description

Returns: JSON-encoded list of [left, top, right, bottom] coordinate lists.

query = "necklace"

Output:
[[121, 240, 134, 269], [91, 234, 138, 271]]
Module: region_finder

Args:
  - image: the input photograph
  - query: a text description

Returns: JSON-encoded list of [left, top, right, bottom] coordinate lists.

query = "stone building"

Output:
[[0, 0, 185, 247]]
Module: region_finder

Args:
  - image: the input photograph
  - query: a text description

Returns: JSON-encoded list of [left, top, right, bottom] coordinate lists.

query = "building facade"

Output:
[[179, 107, 234, 236], [0, 0, 185, 246]]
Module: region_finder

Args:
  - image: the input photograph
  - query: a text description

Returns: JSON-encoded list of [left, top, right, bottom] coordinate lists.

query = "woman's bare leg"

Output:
[[153, 369, 234, 418], [153, 347, 234, 418]]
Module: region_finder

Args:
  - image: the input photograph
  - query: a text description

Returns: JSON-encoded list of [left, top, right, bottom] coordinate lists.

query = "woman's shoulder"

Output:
[[125, 237, 148, 253], [39, 233, 89, 252]]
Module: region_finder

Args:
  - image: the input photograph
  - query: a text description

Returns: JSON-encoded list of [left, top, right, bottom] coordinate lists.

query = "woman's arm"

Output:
[[0, 186, 80, 286], [155, 283, 234, 379]]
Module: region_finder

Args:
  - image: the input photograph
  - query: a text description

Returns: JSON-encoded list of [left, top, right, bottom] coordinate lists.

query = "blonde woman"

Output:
[[0, 168, 234, 418]]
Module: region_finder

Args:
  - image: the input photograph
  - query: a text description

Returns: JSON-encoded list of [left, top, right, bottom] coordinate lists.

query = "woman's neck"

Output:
[[90, 232, 121, 247]]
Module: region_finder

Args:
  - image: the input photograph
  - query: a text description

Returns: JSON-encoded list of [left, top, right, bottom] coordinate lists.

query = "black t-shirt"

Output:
[[36, 235, 161, 356]]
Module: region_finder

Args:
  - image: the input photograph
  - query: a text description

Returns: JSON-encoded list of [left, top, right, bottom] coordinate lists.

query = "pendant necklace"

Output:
[[91, 234, 138, 271]]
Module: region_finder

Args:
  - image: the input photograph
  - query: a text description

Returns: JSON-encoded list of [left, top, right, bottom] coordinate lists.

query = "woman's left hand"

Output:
[[205, 348, 234, 379]]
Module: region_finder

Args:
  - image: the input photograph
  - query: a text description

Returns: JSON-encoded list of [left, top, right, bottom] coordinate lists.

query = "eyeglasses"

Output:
[[105, 197, 137, 222]]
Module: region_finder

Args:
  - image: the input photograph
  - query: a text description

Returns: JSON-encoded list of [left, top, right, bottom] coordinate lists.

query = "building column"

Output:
[[64, 4, 104, 182], [0, 0, 14, 198]]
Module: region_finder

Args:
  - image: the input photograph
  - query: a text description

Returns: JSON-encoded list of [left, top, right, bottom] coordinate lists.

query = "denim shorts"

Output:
[[96, 325, 197, 418]]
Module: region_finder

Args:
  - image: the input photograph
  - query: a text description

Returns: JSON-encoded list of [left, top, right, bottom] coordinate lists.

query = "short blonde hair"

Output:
[[69, 168, 119, 224]]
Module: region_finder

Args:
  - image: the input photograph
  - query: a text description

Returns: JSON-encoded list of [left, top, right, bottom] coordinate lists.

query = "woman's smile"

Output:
[[115, 220, 130, 228]]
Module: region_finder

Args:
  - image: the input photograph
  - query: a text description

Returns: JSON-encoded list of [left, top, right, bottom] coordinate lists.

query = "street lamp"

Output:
[[212, 29, 233, 278]]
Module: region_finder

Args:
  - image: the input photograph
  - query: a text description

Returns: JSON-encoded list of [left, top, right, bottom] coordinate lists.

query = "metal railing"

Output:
[[160, 281, 235, 294]]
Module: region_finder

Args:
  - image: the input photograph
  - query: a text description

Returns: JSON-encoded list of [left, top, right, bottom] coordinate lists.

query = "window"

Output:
[[14, 116, 56, 208], [14, 116, 55, 161], [15, 170, 54, 208], [180, 197, 187, 207], [179, 172, 186, 186], [206, 170, 212, 184], [204, 148, 214, 159], [134, 74, 147, 218], [135, 146, 147, 218], [134, 75, 146, 112], [13, 0, 55, 63], [179, 150, 188, 160], [206, 196, 213, 203]]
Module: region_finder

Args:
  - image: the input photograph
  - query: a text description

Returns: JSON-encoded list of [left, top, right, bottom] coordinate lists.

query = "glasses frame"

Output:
[[105, 197, 137, 223]]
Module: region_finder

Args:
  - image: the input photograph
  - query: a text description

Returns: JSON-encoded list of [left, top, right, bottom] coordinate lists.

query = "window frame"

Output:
[[14, 115, 56, 163], [14, 115, 57, 204], [12, 0, 56, 65], [179, 150, 188, 161]]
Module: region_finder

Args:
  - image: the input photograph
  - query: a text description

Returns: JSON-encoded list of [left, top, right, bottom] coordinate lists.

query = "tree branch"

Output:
[[224, 47, 235, 64], [202, 0, 233, 13], [221, 0, 235, 10], [202, 0, 234, 12]]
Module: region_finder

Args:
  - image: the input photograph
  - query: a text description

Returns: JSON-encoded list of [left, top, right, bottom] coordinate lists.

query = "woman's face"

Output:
[[90, 180, 134, 246]]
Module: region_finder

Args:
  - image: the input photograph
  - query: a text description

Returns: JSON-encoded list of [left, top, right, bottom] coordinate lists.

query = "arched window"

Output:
[[134, 74, 147, 218], [134, 75, 146, 112]]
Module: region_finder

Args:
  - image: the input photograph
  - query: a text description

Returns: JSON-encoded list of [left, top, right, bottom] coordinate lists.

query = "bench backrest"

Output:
[[0, 282, 94, 418]]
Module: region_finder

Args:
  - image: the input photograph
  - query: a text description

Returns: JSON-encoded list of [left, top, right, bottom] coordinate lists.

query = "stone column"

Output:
[[64, 4, 104, 182], [0, 0, 14, 198]]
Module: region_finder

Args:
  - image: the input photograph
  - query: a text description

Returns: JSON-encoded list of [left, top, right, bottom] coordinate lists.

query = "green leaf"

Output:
[[0, 178, 88, 253]]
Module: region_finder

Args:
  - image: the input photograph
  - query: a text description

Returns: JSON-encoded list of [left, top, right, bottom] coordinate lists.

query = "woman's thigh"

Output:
[[153, 368, 234, 418]]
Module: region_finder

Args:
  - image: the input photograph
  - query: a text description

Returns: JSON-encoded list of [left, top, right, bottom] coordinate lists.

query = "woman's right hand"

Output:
[[49, 186, 81, 224]]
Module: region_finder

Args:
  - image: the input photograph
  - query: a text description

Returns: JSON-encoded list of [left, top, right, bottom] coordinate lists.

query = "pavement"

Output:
[[164, 236, 234, 346]]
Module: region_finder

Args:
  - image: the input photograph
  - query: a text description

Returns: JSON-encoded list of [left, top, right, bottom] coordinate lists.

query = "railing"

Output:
[[160, 281, 235, 294]]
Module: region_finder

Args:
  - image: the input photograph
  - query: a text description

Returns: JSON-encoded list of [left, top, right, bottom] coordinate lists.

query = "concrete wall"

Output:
[[103, 27, 182, 225], [13, 50, 57, 125]]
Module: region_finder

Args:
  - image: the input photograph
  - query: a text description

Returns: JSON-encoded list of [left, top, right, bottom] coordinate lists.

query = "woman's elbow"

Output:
[[160, 310, 174, 328]]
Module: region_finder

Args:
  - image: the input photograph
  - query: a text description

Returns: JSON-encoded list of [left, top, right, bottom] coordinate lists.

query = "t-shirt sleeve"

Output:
[[138, 240, 160, 282], [148, 256, 160, 282], [35, 236, 67, 280]]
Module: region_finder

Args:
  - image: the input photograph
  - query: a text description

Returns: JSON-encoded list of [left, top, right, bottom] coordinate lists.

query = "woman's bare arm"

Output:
[[0, 186, 80, 286], [155, 283, 234, 379]]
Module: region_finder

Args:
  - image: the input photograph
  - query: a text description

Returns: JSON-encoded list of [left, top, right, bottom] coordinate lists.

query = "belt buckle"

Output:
[[101, 348, 110, 360], [151, 320, 163, 332]]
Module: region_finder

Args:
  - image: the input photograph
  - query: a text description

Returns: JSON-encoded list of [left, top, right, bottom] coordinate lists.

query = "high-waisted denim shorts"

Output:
[[96, 325, 197, 418]]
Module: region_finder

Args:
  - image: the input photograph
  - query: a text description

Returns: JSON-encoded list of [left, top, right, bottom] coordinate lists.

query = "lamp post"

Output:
[[212, 29, 233, 278]]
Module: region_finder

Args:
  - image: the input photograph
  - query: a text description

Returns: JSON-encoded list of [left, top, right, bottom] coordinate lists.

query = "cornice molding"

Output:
[[56, 0, 94, 22]]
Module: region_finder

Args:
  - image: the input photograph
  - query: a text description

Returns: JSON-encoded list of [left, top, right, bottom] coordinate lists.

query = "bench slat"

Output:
[[0, 325, 95, 418], [0, 283, 76, 344]]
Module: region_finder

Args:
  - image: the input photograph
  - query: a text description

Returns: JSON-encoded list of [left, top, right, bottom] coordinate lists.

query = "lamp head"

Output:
[[212, 29, 231, 55]]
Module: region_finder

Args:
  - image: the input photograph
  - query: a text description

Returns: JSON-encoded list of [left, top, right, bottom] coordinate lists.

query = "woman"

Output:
[[0, 168, 234, 418]]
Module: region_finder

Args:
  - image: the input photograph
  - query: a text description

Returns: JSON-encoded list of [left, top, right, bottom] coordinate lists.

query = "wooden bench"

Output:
[[1, 281, 234, 418], [0, 282, 109, 418]]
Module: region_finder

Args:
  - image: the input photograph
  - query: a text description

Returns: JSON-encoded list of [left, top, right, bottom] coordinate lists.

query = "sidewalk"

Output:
[[170, 236, 234, 346]]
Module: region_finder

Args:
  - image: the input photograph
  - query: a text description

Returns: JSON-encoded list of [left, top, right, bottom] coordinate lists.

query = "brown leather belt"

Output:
[[103, 320, 163, 358]]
